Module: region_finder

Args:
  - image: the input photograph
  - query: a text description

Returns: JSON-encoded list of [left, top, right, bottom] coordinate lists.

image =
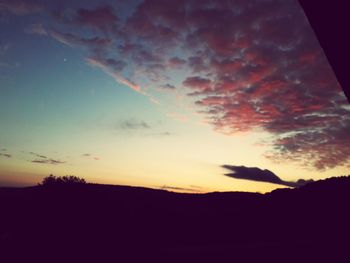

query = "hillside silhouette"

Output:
[[1, 176, 350, 262]]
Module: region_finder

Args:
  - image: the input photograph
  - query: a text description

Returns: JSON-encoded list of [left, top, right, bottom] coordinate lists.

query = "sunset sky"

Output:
[[0, 0, 349, 193]]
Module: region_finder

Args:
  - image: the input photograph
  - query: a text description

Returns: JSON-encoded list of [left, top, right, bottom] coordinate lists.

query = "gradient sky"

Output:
[[0, 0, 349, 193]]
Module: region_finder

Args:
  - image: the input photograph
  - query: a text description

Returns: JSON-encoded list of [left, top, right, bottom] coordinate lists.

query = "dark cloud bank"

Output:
[[222, 165, 313, 188]]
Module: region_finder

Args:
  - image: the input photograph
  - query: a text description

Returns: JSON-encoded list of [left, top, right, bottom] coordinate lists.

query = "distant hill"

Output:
[[1, 176, 349, 262]]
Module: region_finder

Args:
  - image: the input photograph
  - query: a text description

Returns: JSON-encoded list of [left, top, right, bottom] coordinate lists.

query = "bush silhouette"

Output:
[[40, 174, 86, 186]]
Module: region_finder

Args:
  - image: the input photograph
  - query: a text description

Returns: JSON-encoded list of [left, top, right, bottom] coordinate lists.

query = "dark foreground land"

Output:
[[1, 177, 350, 262]]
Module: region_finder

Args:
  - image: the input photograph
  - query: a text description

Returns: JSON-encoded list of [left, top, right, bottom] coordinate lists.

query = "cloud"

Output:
[[31, 158, 65, 165], [28, 25, 112, 48], [117, 119, 151, 130], [87, 56, 126, 71], [168, 57, 186, 69], [0, 153, 11, 158], [28, 152, 47, 159], [222, 165, 313, 188], [35, 1, 349, 170], [86, 57, 144, 94], [0, 148, 11, 158], [176, 0, 350, 169], [161, 84, 176, 90], [49, 30, 112, 48], [82, 153, 100, 161], [160, 185, 200, 193], [54, 5, 119, 33], [263, 125, 350, 170], [25, 23, 47, 35], [24, 151, 65, 164], [183, 76, 212, 91], [73, 6, 118, 32]]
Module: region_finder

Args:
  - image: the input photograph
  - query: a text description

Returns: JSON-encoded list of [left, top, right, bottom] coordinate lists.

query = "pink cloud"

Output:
[[168, 57, 186, 69], [86, 57, 144, 94], [183, 76, 212, 90]]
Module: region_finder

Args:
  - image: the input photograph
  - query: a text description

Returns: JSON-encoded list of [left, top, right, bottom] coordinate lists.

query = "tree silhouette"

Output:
[[39, 174, 86, 186]]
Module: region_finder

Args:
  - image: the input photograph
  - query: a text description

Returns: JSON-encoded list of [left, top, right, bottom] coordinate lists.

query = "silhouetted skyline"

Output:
[[1, 176, 350, 261]]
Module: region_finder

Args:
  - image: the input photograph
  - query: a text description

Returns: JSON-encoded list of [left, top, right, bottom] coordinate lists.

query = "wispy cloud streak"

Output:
[[31, 158, 65, 165], [86, 57, 144, 94]]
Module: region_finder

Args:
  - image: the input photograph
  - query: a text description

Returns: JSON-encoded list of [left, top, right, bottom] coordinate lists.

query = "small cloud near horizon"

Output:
[[160, 185, 202, 193]]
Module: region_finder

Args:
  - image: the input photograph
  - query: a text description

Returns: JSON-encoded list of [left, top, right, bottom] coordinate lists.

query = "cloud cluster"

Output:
[[222, 165, 313, 187], [21, 0, 350, 170], [24, 151, 65, 165]]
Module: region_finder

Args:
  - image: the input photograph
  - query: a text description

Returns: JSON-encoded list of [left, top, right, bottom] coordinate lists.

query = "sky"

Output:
[[0, 0, 349, 193]]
